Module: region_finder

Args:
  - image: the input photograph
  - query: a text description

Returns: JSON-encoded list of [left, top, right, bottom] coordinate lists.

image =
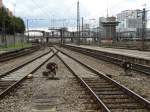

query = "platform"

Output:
[[67, 44, 150, 60], [65, 44, 150, 66]]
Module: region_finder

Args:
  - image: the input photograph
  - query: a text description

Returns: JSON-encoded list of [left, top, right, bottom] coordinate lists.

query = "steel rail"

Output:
[[0, 49, 52, 78], [0, 45, 40, 62], [0, 45, 39, 57], [55, 47, 150, 111], [56, 52, 110, 112], [0, 50, 58, 98], [62, 45, 150, 75]]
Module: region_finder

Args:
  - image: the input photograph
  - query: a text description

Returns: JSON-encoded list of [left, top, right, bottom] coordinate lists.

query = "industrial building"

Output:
[[0, 0, 2, 8]]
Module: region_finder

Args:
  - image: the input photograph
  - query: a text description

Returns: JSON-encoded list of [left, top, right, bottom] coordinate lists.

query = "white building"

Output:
[[117, 9, 142, 32]]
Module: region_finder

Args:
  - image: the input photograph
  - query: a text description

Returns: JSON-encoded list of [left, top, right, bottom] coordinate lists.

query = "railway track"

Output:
[[0, 48, 51, 77], [0, 49, 57, 98], [0, 45, 40, 62], [55, 48, 150, 112], [0, 49, 100, 111], [61, 45, 150, 75]]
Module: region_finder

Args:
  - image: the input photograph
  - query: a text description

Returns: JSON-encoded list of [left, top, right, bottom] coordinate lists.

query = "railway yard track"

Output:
[[0, 45, 40, 62], [62, 45, 150, 75], [0, 48, 100, 112], [0, 46, 149, 112], [0, 49, 56, 98], [55, 47, 150, 112], [0, 48, 51, 76]]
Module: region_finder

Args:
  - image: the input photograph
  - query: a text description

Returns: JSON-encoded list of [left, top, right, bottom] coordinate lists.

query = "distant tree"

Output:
[[0, 7, 9, 33], [12, 17, 25, 33], [0, 7, 25, 34]]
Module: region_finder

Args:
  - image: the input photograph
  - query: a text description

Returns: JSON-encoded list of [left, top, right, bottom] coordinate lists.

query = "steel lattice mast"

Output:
[[77, 0, 80, 44]]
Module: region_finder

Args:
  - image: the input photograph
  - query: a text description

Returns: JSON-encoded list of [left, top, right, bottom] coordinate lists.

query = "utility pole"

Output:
[[13, 3, 16, 47], [26, 19, 29, 43], [141, 8, 147, 50], [98, 17, 101, 46], [77, 0, 80, 45], [81, 17, 84, 37], [2, 7, 7, 47], [81, 17, 84, 44], [60, 29, 63, 45]]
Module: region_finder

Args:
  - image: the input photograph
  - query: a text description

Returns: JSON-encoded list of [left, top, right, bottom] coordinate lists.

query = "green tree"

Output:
[[0, 7, 9, 33], [0, 7, 25, 34], [13, 17, 25, 33]]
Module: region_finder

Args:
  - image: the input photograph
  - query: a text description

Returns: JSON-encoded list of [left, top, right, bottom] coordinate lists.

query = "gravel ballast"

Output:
[[0, 55, 100, 112], [58, 47, 150, 101]]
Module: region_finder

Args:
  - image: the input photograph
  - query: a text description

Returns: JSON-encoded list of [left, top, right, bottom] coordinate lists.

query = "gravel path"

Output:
[[0, 56, 100, 112], [58, 47, 150, 101], [0, 48, 50, 75]]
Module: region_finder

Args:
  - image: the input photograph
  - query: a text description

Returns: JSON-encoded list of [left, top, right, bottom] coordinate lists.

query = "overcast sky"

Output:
[[3, 0, 150, 28]]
